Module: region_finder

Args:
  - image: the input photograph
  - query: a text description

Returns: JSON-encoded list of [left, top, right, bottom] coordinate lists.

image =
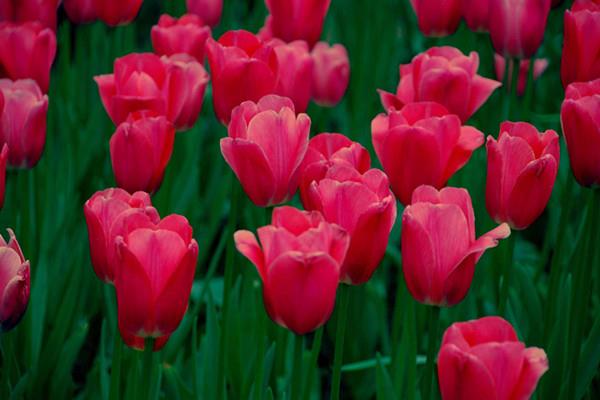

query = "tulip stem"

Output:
[[422, 306, 440, 400], [290, 334, 304, 400], [498, 234, 516, 316], [330, 284, 351, 400], [109, 326, 122, 400], [302, 327, 324, 400], [140, 338, 157, 400]]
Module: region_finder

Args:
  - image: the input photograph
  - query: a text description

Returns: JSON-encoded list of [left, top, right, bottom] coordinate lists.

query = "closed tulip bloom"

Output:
[[186, 0, 222, 27], [221, 95, 310, 207], [269, 39, 313, 113], [305, 164, 397, 284], [0, 22, 56, 93], [561, 78, 600, 187], [93, 0, 143, 26], [115, 214, 199, 350], [206, 30, 279, 124], [410, 0, 461, 37], [438, 316, 548, 400], [561, 0, 600, 87], [264, 0, 331, 46], [402, 186, 510, 306], [234, 206, 349, 334], [489, 0, 551, 59], [64, 0, 97, 24], [0, 79, 48, 168], [0, 144, 7, 209], [311, 42, 350, 107], [462, 0, 490, 32], [371, 102, 484, 205], [151, 14, 212, 63], [494, 55, 549, 96], [378, 47, 501, 123], [110, 112, 175, 194], [83, 188, 159, 284], [486, 122, 559, 230], [0, 229, 29, 332], [0, 0, 60, 31]]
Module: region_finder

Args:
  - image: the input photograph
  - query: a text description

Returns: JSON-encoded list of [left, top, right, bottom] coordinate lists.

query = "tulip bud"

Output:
[[151, 14, 212, 63], [311, 42, 350, 107], [221, 95, 310, 207], [186, 0, 223, 27], [64, 0, 97, 24], [0, 0, 60, 31], [410, 0, 461, 37], [372, 102, 484, 205], [494, 55, 549, 96], [263, 0, 331, 46], [0, 144, 7, 209], [402, 186, 510, 306], [234, 206, 349, 334], [93, 0, 143, 26], [0, 229, 30, 332], [438, 316, 548, 400], [462, 0, 490, 32]]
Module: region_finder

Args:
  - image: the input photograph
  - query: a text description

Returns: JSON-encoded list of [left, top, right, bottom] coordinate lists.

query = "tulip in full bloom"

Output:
[[0, 22, 56, 93], [494, 55, 549, 96], [234, 206, 349, 334], [0, 79, 48, 168], [561, 78, 600, 187], [151, 14, 212, 63], [115, 214, 199, 350], [461, 0, 490, 32], [561, 0, 600, 87], [371, 102, 484, 205], [378, 47, 501, 123], [263, 0, 331, 46], [269, 39, 313, 113], [0, 229, 30, 332], [438, 316, 548, 400], [0, 144, 7, 209], [402, 185, 510, 306], [410, 0, 462, 37], [83, 188, 159, 284], [93, 0, 143, 26], [110, 112, 175, 194], [221, 95, 310, 207], [186, 0, 223, 27], [64, 0, 97, 24], [206, 30, 279, 124], [311, 42, 350, 107], [486, 122, 559, 230], [0, 0, 60, 31]]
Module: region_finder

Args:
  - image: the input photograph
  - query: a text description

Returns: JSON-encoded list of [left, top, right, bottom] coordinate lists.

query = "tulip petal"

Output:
[[467, 75, 501, 121], [511, 347, 549, 400], [470, 342, 526, 400], [377, 89, 404, 111], [234, 230, 266, 279]]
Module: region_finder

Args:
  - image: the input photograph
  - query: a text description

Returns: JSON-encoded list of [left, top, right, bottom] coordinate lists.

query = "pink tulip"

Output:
[[263, 0, 331, 46], [186, 0, 223, 27], [0, 144, 7, 209], [64, 0, 98, 24], [151, 14, 212, 63], [0, 229, 30, 332], [410, 0, 462, 37], [0, 0, 60, 31], [462, 0, 490, 32], [93, 0, 143, 26], [311, 42, 350, 106], [494, 55, 549, 96]]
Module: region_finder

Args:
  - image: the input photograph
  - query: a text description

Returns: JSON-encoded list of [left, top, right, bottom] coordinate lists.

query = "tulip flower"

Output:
[[93, 0, 143, 26], [561, 0, 600, 87], [304, 164, 396, 285], [83, 188, 159, 284], [402, 185, 510, 306], [461, 0, 490, 32], [110, 111, 175, 194], [115, 214, 199, 350], [0, 144, 7, 210], [263, 0, 331, 46], [64, 0, 97, 24], [410, 0, 462, 37], [488, 0, 551, 59], [234, 206, 349, 334], [371, 102, 484, 205], [0, 229, 30, 332], [561, 78, 600, 187], [0, 79, 48, 168], [186, 0, 223, 27], [151, 14, 212, 63], [269, 39, 313, 113], [378, 47, 501, 123], [486, 122, 559, 230], [206, 30, 279, 124], [438, 316, 548, 400], [494, 55, 549, 96], [311, 42, 350, 107], [0, 22, 56, 93], [0, 0, 60, 31], [299, 133, 371, 208], [221, 95, 310, 207]]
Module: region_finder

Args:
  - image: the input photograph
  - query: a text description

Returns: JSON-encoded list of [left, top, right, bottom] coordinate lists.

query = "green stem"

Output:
[[109, 326, 122, 400], [330, 285, 350, 400], [290, 334, 304, 400], [254, 287, 266, 400], [422, 306, 440, 400], [302, 327, 324, 400], [498, 234, 516, 316], [140, 338, 155, 400]]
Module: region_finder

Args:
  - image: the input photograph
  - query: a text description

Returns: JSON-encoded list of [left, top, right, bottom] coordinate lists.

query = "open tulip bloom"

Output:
[[0, 229, 29, 332]]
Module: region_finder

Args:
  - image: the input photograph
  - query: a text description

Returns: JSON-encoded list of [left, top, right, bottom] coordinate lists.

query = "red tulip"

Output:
[[93, 0, 143, 26], [115, 214, 198, 350], [0, 22, 56, 93], [263, 0, 331, 46], [221, 95, 310, 207], [410, 0, 461, 37], [561, 78, 600, 187], [110, 111, 175, 194], [299, 132, 371, 209], [151, 14, 212, 63], [0, 79, 48, 168], [83, 188, 159, 284], [486, 122, 559, 230], [0, 0, 60, 31], [304, 164, 396, 285], [269, 39, 313, 113], [234, 206, 349, 334], [494, 55, 549, 96], [311, 42, 350, 107], [488, 0, 551, 59], [438, 316, 548, 400], [186, 0, 222, 27], [378, 47, 501, 123], [561, 0, 600, 87], [0, 229, 29, 332], [0, 144, 7, 209], [206, 30, 279, 124], [402, 185, 510, 306], [371, 102, 484, 205], [462, 0, 490, 32], [64, 0, 97, 24]]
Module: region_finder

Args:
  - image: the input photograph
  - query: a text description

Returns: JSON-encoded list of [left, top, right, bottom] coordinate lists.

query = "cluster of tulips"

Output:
[[0, 0, 599, 398]]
